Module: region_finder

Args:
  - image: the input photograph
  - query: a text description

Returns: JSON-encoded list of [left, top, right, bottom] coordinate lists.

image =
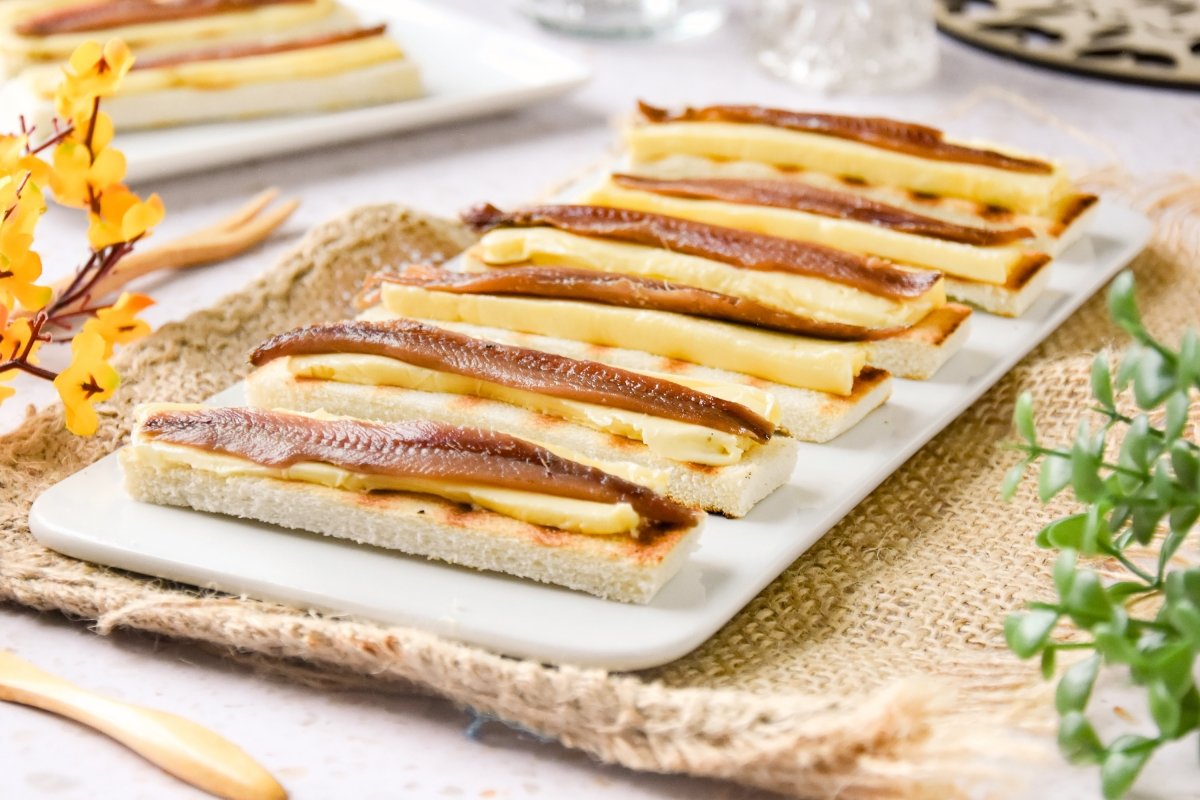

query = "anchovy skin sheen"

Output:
[[460, 203, 941, 299], [610, 174, 1035, 247], [16, 0, 305, 36], [380, 267, 902, 341], [250, 319, 774, 442], [134, 24, 388, 70], [636, 101, 1054, 175], [140, 407, 700, 529]]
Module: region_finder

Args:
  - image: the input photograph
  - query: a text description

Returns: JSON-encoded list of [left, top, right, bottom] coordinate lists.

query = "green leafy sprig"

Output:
[[1003, 271, 1199, 799]]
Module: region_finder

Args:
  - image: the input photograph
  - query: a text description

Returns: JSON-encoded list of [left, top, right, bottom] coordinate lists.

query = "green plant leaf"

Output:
[[1006, 609, 1059, 659], [1039, 514, 1087, 550], [1171, 442, 1199, 491], [1002, 462, 1027, 501], [1015, 391, 1037, 444], [1100, 736, 1156, 800], [1058, 711, 1103, 764], [1039, 455, 1073, 502], [1153, 462, 1177, 510], [1054, 549, 1078, 597], [1182, 571, 1200, 604], [1055, 654, 1100, 714], [1163, 391, 1189, 441], [1149, 642, 1196, 700], [1094, 625, 1139, 665], [1149, 679, 1181, 737], [1118, 415, 1151, 473], [1108, 581, 1152, 601], [1081, 504, 1112, 556], [1091, 352, 1115, 408], [1107, 271, 1141, 333], [1114, 343, 1142, 391], [1168, 600, 1200, 643], [1134, 347, 1176, 409], [1176, 686, 1200, 737], [1160, 524, 1194, 580], [1063, 570, 1113, 626], [1041, 646, 1057, 679], [1179, 328, 1200, 388], [1131, 503, 1166, 546]]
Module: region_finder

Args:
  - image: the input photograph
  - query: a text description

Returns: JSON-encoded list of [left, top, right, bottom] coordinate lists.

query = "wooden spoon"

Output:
[[0, 650, 287, 800]]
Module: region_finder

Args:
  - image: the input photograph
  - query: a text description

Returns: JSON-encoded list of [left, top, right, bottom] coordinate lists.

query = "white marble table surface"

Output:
[[3, 2, 1199, 798]]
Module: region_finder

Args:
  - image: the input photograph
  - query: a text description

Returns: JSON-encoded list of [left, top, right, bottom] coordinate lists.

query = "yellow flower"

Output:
[[50, 139, 127, 209], [56, 40, 134, 110], [0, 135, 49, 191], [0, 315, 41, 366], [82, 291, 153, 356], [87, 188, 163, 250], [0, 306, 14, 402], [0, 180, 52, 311], [53, 328, 119, 436]]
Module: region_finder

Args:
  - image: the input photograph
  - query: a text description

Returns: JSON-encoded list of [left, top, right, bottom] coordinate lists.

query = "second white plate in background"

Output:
[[38, 0, 590, 183]]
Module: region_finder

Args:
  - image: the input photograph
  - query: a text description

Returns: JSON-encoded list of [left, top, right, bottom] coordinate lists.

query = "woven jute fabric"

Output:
[[2, 189, 1197, 799]]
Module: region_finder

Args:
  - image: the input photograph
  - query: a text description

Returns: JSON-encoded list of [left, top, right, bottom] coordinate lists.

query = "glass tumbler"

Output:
[[524, 0, 727, 40], [752, 0, 939, 92]]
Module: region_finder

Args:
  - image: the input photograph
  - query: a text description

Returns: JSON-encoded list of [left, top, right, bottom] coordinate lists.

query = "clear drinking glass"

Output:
[[753, 0, 939, 92], [523, 0, 727, 40]]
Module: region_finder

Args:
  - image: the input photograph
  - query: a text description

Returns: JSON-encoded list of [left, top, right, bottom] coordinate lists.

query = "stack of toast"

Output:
[[1, 0, 421, 129], [121, 101, 1096, 605]]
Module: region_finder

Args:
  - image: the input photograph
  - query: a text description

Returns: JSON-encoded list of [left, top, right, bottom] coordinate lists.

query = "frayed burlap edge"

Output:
[[2, 186, 1196, 798]]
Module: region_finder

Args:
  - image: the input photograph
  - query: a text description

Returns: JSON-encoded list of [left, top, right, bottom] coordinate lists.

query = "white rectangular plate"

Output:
[[2, 0, 590, 183], [30, 201, 1150, 670]]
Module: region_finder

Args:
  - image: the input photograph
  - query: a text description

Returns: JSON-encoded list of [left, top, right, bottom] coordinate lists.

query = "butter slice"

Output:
[[626, 121, 1073, 215], [474, 227, 943, 329], [288, 353, 774, 466], [583, 179, 1029, 286], [132, 436, 641, 536], [377, 283, 867, 395]]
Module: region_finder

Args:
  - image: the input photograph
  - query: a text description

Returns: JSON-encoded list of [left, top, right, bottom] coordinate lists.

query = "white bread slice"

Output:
[[120, 446, 701, 605], [245, 358, 799, 518], [943, 255, 1053, 318], [9, 58, 421, 132], [865, 303, 973, 376], [358, 307, 894, 443]]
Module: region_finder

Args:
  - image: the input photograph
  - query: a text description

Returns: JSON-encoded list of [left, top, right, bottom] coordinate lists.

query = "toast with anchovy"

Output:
[[357, 304, 895, 443], [122, 404, 703, 604], [5, 23, 421, 131]]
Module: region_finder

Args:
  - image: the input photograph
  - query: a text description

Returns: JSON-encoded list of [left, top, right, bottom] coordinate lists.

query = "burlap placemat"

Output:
[[2, 187, 1196, 798]]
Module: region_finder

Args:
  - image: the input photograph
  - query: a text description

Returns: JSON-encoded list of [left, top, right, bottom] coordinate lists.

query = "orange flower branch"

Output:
[[2, 39, 298, 434]]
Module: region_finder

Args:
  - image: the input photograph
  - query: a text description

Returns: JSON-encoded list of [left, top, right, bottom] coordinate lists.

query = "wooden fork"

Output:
[[49, 188, 300, 315]]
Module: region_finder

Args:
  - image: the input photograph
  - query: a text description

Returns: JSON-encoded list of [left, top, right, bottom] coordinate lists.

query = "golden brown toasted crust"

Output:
[[885, 304, 972, 346], [949, 253, 1051, 292], [1050, 193, 1100, 237], [816, 368, 888, 418]]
